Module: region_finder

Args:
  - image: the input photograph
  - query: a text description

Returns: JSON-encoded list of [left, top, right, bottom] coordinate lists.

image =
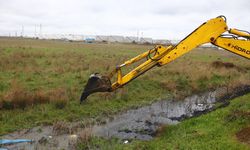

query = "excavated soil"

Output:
[[236, 127, 250, 145], [211, 61, 246, 72]]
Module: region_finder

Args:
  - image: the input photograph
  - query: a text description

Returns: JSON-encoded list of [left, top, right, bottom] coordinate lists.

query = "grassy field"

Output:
[[77, 93, 250, 150], [0, 37, 250, 135]]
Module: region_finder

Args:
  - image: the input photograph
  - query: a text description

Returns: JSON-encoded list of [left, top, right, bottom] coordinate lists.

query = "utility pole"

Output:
[[35, 25, 37, 37], [39, 24, 42, 38], [21, 25, 24, 37], [137, 30, 139, 42]]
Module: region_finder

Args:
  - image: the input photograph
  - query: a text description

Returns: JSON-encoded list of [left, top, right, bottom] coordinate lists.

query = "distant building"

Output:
[[170, 40, 181, 45], [153, 39, 171, 45], [140, 37, 153, 44], [200, 43, 218, 48], [109, 36, 125, 42], [14, 33, 176, 45], [96, 35, 109, 42], [124, 36, 138, 43]]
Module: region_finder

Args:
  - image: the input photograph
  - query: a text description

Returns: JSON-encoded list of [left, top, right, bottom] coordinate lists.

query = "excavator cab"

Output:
[[80, 73, 112, 103]]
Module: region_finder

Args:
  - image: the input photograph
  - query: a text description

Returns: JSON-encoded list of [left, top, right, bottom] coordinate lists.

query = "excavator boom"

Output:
[[80, 16, 250, 103]]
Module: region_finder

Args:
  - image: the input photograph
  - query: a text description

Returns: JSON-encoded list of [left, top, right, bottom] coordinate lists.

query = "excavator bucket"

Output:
[[80, 73, 112, 103]]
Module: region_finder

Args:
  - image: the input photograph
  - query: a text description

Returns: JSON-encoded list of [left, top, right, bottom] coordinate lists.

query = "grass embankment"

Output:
[[0, 37, 249, 134], [77, 93, 250, 150]]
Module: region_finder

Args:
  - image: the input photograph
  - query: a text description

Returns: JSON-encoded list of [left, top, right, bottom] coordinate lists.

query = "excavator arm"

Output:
[[80, 16, 250, 103], [213, 37, 250, 59]]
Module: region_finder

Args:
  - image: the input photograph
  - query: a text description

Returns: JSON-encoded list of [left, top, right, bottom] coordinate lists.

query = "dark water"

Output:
[[93, 90, 217, 140]]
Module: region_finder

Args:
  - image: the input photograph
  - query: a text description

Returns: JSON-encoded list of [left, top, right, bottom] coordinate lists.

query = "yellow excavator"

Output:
[[80, 15, 250, 103]]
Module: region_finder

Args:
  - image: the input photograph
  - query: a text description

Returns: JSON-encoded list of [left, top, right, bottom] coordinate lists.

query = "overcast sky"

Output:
[[0, 0, 249, 39]]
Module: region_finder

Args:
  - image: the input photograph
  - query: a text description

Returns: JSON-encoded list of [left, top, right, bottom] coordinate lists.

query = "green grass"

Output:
[[77, 93, 250, 150], [0, 79, 167, 134], [0, 37, 249, 135]]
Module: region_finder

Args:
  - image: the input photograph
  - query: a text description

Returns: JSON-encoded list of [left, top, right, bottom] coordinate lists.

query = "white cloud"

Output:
[[0, 0, 249, 39]]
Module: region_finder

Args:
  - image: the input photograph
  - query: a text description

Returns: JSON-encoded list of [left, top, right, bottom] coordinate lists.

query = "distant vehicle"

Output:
[[85, 38, 95, 43]]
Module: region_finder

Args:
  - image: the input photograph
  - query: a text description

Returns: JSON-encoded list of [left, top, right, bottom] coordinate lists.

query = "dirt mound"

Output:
[[211, 61, 246, 72], [212, 61, 235, 68], [236, 127, 250, 145]]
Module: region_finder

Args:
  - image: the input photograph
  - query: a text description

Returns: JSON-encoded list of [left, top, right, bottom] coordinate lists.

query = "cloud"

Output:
[[0, 0, 249, 39]]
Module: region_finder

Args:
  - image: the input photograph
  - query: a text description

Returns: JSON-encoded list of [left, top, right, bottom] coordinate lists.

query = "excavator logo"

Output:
[[231, 45, 250, 55]]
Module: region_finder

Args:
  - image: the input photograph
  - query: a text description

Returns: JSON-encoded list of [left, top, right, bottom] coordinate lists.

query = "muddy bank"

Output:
[[236, 127, 250, 145], [1, 85, 250, 150]]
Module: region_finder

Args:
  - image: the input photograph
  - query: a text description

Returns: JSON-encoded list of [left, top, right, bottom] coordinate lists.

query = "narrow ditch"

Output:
[[92, 85, 250, 140], [1, 85, 250, 150]]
